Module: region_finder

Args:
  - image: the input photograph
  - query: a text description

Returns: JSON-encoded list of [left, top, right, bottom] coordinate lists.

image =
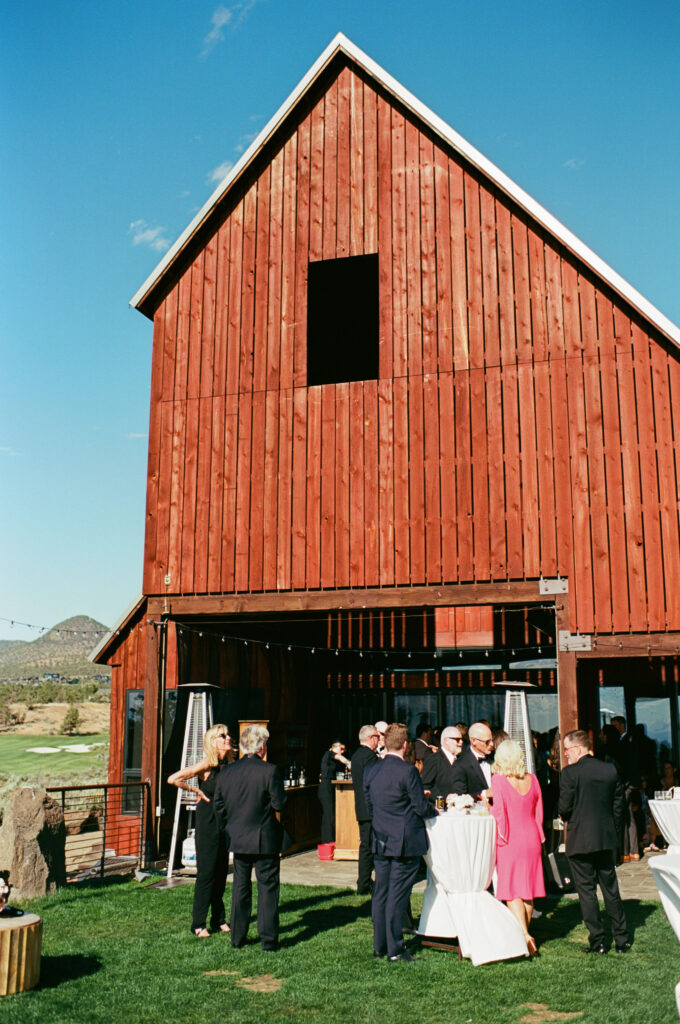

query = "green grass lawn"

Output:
[[4, 881, 677, 1024], [0, 732, 108, 776]]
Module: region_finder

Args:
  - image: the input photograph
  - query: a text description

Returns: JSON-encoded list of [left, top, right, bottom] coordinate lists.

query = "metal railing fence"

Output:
[[46, 782, 150, 883]]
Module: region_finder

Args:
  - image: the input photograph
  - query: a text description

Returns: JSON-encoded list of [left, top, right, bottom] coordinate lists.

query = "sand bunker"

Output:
[[25, 742, 105, 755]]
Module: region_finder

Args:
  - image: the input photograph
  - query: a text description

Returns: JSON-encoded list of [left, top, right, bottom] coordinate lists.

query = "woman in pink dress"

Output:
[[491, 738, 545, 955]]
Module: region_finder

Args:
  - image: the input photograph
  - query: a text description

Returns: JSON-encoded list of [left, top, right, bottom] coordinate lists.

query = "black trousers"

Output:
[[230, 853, 280, 949], [372, 854, 421, 958], [318, 783, 335, 843], [357, 821, 374, 893], [192, 824, 229, 932], [568, 849, 629, 948]]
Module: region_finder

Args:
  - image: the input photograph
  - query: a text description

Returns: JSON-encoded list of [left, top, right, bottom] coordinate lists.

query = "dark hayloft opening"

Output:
[[307, 253, 379, 386]]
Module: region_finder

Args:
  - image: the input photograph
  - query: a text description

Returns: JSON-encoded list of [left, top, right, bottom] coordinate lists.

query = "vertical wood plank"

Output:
[[405, 119, 423, 377], [290, 387, 308, 588], [363, 81, 378, 254], [349, 380, 365, 587], [335, 382, 351, 588], [391, 108, 407, 378], [449, 160, 469, 371], [349, 70, 364, 257], [439, 371, 457, 580], [378, 379, 395, 584], [614, 309, 646, 628], [207, 394, 225, 591], [363, 380, 379, 585], [321, 387, 336, 588], [234, 392, 252, 590], [420, 135, 437, 377], [651, 342, 680, 627], [408, 375, 426, 582], [393, 377, 410, 583], [322, 79, 338, 262], [306, 387, 322, 589], [239, 185, 257, 396], [247, 389, 265, 590], [580, 278, 612, 633], [336, 67, 351, 257], [283, 129, 300, 391], [597, 295, 629, 630], [276, 389, 293, 590], [422, 371, 442, 582], [433, 147, 453, 373], [513, 216, 539, 578], [377, 96, 393, 378]]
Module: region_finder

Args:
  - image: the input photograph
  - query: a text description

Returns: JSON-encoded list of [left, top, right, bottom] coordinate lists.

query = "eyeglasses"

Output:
[[473, 737, 494, 746]]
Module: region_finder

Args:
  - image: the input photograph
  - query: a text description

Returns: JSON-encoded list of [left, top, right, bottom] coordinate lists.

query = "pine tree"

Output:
[[60, 702, 82, 735]]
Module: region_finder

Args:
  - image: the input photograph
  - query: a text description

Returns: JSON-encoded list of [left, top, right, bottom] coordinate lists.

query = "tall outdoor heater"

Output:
[[166, 683, 219, 880]]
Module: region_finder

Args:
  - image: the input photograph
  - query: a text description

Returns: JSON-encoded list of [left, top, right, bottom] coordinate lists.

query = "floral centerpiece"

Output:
[[445, 793, 474, 813]]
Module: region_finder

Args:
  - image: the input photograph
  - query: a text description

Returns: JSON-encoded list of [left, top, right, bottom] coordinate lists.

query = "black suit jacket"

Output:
[[558, 754, 625, 856], [364, 754, 437, 857], [213, 754, 286, 855], [448, 747, 489, 798], [351, 744, 378, 822], [421, 748, 459, 801]]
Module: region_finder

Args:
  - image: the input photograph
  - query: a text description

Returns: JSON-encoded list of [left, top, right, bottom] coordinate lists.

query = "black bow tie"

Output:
[[478, 754, 493, 764]]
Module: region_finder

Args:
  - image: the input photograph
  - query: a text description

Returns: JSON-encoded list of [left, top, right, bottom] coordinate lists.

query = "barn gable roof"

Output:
[[131, 32, 680, 349]]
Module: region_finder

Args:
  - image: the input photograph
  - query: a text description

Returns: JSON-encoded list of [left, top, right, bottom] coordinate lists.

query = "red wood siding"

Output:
[[142, 62, 680, 638]]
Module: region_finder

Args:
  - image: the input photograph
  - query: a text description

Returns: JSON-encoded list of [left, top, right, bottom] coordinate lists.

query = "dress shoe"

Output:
[[615, 942, 632, 954], [373, 951, 386, 959], [261, 943, 278, 952], [388, 951, 423, 963], [581, 943, 607, 954]]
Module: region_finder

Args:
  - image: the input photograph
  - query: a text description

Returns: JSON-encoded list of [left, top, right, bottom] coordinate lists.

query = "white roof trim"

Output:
[[89, 592, 145, 663], [131, 32, 680, 348]]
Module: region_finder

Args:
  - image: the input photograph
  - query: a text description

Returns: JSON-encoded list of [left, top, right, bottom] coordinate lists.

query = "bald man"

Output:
[[448, 721, 494, 799]]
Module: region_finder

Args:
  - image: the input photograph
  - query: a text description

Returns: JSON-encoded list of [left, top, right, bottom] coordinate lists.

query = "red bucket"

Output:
[[317, 842, 335, 860]]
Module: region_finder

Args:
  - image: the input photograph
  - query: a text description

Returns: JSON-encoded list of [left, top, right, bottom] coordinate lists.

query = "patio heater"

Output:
[[166, 683, 219, 880]]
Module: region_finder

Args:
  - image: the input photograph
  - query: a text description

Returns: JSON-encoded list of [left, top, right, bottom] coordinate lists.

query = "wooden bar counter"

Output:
[[279, 784, 321, 855], [333, 780, 359, 860]]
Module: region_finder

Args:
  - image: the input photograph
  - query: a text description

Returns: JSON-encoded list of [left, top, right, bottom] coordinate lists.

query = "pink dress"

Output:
[[491, 773, 545, 901]]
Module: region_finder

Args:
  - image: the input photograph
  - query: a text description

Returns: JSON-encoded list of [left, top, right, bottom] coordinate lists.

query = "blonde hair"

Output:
[[203, 724, 229, 766], [492, 738, 526, 779]]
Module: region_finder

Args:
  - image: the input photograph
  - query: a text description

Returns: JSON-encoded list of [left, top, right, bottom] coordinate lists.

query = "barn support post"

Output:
[[141, 618, 162, 860], [555, 599, 578, 758]]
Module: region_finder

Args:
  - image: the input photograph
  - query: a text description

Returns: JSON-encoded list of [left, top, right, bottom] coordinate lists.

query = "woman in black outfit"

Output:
[[168, 723, 234, 937], [318, 741, 351, 844]]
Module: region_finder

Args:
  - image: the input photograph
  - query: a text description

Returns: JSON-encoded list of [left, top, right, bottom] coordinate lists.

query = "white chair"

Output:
[[649, 854, 680, 1016]]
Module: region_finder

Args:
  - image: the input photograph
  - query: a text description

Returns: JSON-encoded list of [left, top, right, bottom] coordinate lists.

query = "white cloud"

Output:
[[564, 158, 585, 170], [201, 1, 261, 58], [125, 432, 147, 440], [207, 160, 234, 185], [129, 220, 170, 253], [0, 445, 22, 457]]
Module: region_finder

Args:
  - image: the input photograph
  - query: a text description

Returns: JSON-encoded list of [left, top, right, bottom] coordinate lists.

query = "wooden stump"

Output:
[[0, 913, 42, 996]]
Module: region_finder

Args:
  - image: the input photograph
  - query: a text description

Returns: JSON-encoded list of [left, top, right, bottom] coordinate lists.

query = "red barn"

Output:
[[93, 34, 680, 855]]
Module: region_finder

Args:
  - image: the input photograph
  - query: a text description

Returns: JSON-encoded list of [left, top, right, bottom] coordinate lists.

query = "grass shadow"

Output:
[[38, 953, 102, 989], [279, 899, 368, 946], [532, 895, 657, 945], [280, 889, 357, 915]]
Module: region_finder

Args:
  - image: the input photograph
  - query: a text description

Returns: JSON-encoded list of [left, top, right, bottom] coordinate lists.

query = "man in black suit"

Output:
[[351, 724, 380, 895], [413, 723, 435, 764], [364, 722, 438, 962], [448, 721, 494, 799], [421, 725, 464, 801], [559, 729, 630, 954], [214, 724, 286, 951]]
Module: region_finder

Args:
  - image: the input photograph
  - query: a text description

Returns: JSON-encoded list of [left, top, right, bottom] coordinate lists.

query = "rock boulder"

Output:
[[0, 788, 66, 899]]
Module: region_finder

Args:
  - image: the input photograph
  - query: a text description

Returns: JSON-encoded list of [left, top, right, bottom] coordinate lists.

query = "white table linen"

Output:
[[650, 800, 680, 856], [418, 812, 528, 965], [649, 854, 680, 1017]]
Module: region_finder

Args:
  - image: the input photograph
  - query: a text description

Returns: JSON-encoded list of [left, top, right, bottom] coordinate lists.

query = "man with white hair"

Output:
[[351, 724, 381, 894], [448, 721, 494, 799], [214, 724, 286, 951], [421, 726, 464, 801]]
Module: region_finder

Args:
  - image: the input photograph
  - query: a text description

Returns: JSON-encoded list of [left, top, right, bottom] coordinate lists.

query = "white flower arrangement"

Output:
[[446, 793, 474, 813]]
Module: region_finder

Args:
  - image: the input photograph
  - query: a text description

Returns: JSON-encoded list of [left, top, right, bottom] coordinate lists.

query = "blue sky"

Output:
[[2, 1, 679, 641]]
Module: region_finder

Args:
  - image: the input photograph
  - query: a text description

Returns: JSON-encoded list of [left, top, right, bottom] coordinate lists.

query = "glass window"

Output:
[[123, 689, 144, 813], [393, 694, 439, 738], [307, 254, 379, 386]]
